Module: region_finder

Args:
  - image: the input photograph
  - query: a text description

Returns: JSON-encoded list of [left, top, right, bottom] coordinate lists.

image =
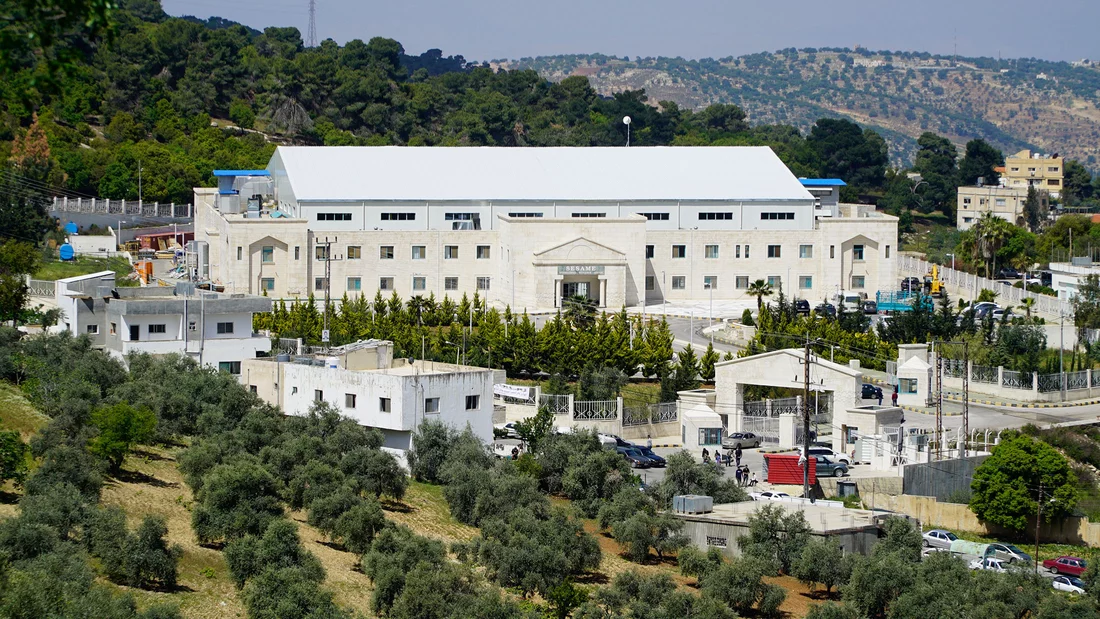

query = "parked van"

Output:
[[833, 293, 863, 312]]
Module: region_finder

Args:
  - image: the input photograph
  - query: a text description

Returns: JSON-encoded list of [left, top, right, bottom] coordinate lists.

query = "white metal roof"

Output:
[[270, 146, 814, 203]]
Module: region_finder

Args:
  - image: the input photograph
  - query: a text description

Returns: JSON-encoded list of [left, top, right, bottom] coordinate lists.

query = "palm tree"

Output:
[[1021, 297, 1035, 319], [974, 212, 1011, 277], [747, 279, 773, 312]]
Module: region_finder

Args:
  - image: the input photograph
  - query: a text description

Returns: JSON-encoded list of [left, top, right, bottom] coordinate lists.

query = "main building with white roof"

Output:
[[193, 146, 897, 311]]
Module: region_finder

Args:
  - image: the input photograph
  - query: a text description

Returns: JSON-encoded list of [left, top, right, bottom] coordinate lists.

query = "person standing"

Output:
[[725, 448, 734, 467], [735, 466, 743, 486], [735, 445, 743, 468], [702, 448, 709, 463], [646, 434, 653, 449], [877, 389, 883, 406], [891, 386, 898, 407], [715, 451, 722, 467]]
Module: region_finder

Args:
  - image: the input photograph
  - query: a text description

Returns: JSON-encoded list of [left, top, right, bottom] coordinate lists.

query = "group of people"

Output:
[[699, 446, 756, 486]]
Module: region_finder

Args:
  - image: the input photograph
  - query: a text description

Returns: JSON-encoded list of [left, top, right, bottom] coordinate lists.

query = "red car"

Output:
[[1043, 556, 1088, 577]]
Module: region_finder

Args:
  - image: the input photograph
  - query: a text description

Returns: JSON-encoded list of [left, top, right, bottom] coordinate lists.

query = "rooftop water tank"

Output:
[[59, 244, 75, 261], [63, 222, 78, 235], [326, 356, 339, 369], [275, 354, 291, 362]]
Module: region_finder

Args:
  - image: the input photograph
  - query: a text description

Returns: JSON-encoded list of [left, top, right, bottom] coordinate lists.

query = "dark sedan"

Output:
[[616, 446, 653, 468], [862, 383, 883, 400], [794, 299, 810, 315], [862, 300, 878, 314], [814, 303, 837, 318], [636, 446, 666, 467]]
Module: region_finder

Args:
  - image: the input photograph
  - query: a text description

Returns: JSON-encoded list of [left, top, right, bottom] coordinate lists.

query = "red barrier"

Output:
[[763, 453, 817, 485]]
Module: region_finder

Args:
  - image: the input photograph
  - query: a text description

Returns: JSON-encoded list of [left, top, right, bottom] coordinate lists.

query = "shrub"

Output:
[[88, 402, 157, 472], [742, 308, 755, 326], [0, 430, 28, 486], [332, 498, 387, 554], [224, 519, 324, 590]]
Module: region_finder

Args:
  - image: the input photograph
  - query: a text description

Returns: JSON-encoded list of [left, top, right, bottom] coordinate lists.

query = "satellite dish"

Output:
[[623, 116, 632, 125]]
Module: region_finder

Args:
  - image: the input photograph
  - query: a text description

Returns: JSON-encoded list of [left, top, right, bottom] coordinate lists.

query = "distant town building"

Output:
[[242, 339, 495, 451], [955, 185, 1048, 230], [1047, 259, 1100, 300], [1002, 149, 1063, 198], [54, 271, 272, 370], [192, 147, 898, 311]]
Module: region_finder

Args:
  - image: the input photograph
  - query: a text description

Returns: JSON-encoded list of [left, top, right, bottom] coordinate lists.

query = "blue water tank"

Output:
[[63, 222, 78, 234], [59, 244, 75, 261]]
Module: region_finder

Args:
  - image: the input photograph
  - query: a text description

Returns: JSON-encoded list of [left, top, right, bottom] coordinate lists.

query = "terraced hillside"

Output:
[[499, 50, 1100, 168]]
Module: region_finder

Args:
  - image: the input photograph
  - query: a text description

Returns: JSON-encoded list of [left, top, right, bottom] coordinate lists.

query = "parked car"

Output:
[[814, 303, 837, 318], [901, 277, 921, 292], [616, 446, 653, 469], [755, 491, 790, 501], [1023, 276, 1043, 287], [969, 302, 1000, 319], [991, 307, 1014, 322], [922, 547, 953, 558], [636, 446, 666, 467], [922, 529, 959, 549], [794, 299, 811, 315], [861, 383, 883, 400], [988, 543, 1031, 564], [814, 456, 849, 477], [970, 557, 1009, 572], [996, 267, 1022, 280], [1044, 556, 1088, 577], [862, 300, 878, 315], [722, 432, 762, 449], [493, 422, 519, 439], [1053, 575, 1087, 594], [807, 446, 851, 466]]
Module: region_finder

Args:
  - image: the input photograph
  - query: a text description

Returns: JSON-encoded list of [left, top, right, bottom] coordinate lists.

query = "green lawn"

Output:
[[0, 382, 48, 439], [34, 256, 135, 284]]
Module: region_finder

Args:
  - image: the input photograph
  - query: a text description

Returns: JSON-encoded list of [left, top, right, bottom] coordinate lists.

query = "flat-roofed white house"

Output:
[[193, 146, 898, 311]]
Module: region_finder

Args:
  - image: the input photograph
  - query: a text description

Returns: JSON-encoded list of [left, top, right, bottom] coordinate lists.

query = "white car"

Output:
[[922, 529, 958, 550], [493, 422, 519, 439], [754, 491, 791, 501], [807, 447, 851, 466], [969, 557, 1008, 572], [1053, 575, 1087, 594]]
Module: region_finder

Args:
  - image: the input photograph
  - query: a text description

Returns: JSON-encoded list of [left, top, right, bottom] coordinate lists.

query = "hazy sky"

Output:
[[162, 0, 1099, 63]]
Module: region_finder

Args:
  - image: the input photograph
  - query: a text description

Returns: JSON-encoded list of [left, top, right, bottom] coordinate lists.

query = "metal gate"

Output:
[[741, 415, 780, 444]]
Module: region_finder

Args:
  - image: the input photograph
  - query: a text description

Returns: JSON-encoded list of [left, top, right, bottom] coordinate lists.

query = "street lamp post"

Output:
[[661, 271, 667, 318], [705, 282, 713, 343], [945, 253, 955, 271], [117, 219, 127, 250]]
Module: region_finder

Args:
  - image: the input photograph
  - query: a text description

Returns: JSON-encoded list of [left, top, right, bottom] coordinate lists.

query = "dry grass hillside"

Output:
[[500, 50, 1100, 168]]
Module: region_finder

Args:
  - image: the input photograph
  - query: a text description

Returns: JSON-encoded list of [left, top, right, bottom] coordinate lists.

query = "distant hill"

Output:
[[497, 50, 1100, 169]]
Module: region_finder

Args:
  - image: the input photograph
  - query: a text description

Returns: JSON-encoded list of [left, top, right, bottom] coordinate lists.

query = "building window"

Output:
[[465, 395, 480, 410], [216, 321, 234, 334], [799, 276, 813, 289], [317, 213, 352, 221], [639, 212, 669, 220], [379, 397, 391, 413], [413, 277, 426, 291], [294, 246, 300, 260], [261, 246, 274, 263], [219, 361, 241, 375], [703, 276, 718, 290], [760, 212, 795, 220], [412, 245, 426, 260], [476, 246, 491, 259], [379, 245, 394, 259], [347, 245, 361, 259], [345, 394, 357, 409], [735, 245, 741, 259], [86, 324, 99, 334], [699, 428, 722, 445], [189, 321, 197, 331], [705, 244, 719, 259], [672, 276, 686, 290], [744, 245, 750, 259], [645, 245, 654, 259], [148, 324, 166, 334], [672, 245, 686, 258], [347, 277, 361, 291], [1048, 179, 1060, 186], [698, 212, 733, 220], [314, 389, 324, 402], [571, 212, 606, 218], [261, 278, 275, 291], [237, 247, 242, 260], [799, 245, 813, 259], [508, 212, 543, 218], [1010, 167, 1019, 172], [445, 245, 458, 259], [963, 197, 972, 205], [736, 276, 749, 289], [853, 245, 865, 261], [994, 198, 1006, 207], [645, 276, 655, 291], [249, 385, 257, 394], [315, 277, 327, 291], [767, 276, 781, 288], [767, 245, 781, 258], [110, 322, 116, 335], [380, 212, 415, 221], [885, 245, 891, 259], [851, 276, 866, 289], [963, 217, 973, 223], [445, 277, 458, 291], [1049, 166, 1060, 173], [477, 277, 491, 291], [830, 245, 835, 259], [380, 277, 394, 291], [425, 398, 440, 414], [899, 378, 918, 394], [315, 246, 329, 261]]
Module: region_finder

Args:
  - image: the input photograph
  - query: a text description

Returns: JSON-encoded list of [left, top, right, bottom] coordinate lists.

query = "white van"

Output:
[[833, 293, 863, 313]]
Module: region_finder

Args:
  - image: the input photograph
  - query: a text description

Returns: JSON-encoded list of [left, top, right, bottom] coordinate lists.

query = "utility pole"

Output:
[[802, 334, 813, 503], [321, 237, 335, 343], [138, 159, 143, 203], [1035, 482, 1044, 575], [935, 345, 943, 461], [1060, 307, 1065, 402], [962, 341, 970, 458]]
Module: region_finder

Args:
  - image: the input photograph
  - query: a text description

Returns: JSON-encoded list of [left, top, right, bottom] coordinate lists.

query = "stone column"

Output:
[[599, 278, 607, 308], [554, 278, 561, 307]]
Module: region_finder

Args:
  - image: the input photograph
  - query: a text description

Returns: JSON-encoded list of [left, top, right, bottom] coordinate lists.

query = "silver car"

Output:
[[988, 543, 1031, 564], [922, 529, 958, 550]]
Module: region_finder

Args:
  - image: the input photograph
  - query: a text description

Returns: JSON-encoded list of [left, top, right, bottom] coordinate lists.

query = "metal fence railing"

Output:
[[573, 399, 618, 421], [898, 255, 1072, 317], [972, 365, 997, 384], [27, 279, 56, 297], [52, 196, 192, 219], [943, 358, 966, 378], [1037, 373, 1062, 393], [539, 394, 570, 414], [622, 402, 678, 427], [1001, 370, 1032, 389], [1067, 370, 1089, 391]]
